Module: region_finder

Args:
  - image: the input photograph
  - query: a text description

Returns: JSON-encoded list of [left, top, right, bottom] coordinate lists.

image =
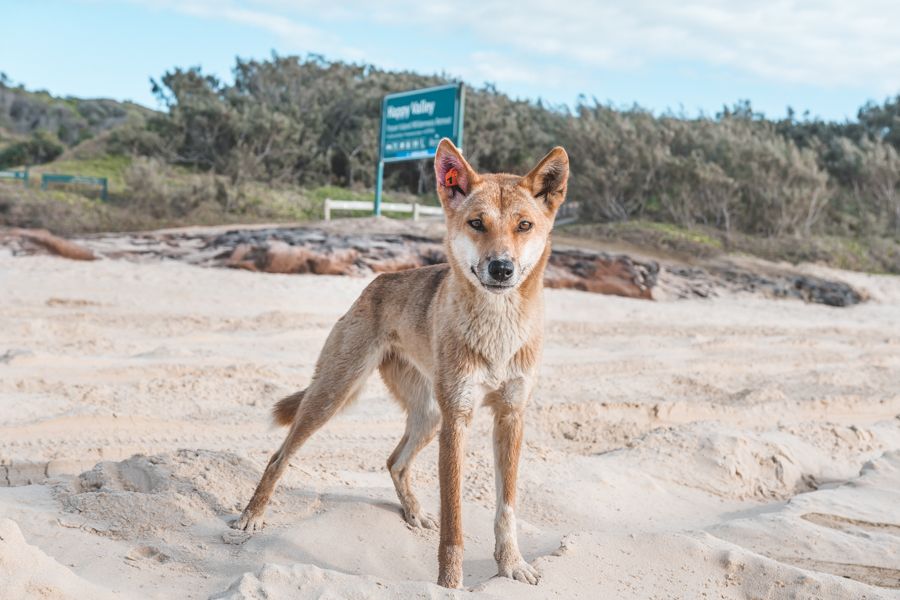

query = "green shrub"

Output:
[[0, 131, 63, 168]]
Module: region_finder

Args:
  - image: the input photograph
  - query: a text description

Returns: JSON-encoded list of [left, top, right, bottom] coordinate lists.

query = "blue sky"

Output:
[[2, 0, 898, 121]]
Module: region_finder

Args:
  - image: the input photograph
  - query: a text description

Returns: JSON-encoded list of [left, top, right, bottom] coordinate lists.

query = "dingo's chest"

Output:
[[446, 294, 542, 390]]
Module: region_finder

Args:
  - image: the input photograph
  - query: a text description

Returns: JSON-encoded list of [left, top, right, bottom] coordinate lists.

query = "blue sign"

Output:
[[374, 83, 465, 215], [380, 84, 464, 162]]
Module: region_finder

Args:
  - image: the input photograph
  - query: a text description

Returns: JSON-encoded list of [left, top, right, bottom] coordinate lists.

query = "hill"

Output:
[[0, 82, 153, 145], [0, 75, 154, 165]]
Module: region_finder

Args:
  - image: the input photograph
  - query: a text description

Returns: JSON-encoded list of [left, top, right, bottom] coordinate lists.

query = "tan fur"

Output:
[[233, 139, 569, 588]]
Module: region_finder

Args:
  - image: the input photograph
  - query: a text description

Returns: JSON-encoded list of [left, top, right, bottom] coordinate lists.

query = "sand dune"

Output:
[[1, 249, 899, 599]]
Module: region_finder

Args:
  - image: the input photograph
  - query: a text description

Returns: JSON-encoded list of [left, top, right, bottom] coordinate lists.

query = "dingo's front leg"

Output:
[[437, 409, 470, 588], [436, 378, 477, 589], [490, 379, 539, 584]]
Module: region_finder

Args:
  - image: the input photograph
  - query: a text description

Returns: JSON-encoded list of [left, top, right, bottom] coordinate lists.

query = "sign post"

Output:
[[374, 83, 464, 216]]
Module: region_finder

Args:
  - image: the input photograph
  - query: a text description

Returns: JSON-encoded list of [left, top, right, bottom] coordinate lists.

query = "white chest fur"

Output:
[[454, 290, 540, 389]]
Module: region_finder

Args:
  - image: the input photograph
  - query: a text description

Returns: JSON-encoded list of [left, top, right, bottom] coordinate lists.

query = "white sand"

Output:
[[1, 249, 899, 599]]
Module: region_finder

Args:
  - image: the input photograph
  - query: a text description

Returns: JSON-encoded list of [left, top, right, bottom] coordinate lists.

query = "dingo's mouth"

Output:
[[472, 267, 514, 293]]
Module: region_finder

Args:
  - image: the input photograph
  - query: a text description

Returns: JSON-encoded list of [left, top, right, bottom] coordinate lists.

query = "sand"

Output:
[[1, 247, 899, 599]]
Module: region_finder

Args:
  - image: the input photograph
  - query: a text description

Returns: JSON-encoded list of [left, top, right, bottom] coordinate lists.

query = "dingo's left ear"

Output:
[[523, 147, 569, 214], [434, 138, 479, 212]]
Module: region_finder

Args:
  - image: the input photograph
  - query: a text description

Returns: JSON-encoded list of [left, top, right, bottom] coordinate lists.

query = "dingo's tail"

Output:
[[272, 390, 305, 426]]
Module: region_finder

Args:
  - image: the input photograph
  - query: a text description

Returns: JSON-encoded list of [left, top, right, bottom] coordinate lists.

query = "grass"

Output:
[[636, 221, 724, 250], [561, 219, 900, 275], [726, 232, 900, 275], [308, 185, 374, 204], [561, 220, 725, 258], [307, 185, 440, 220], [30, 155, 132, 194], [1, 167, 423, 233], [308, 184, 439, 205], [237, 183, 319, 221], [0, 184, 119, 234]]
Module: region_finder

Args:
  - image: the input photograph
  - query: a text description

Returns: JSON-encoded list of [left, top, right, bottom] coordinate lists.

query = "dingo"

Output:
[[233, 138, 569, 588]]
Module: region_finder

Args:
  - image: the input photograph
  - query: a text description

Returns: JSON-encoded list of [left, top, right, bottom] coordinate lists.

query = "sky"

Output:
[[2, 0, 899, 122]]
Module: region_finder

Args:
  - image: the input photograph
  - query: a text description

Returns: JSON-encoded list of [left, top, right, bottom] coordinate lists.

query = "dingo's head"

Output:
[[434, 139, 569, 295]]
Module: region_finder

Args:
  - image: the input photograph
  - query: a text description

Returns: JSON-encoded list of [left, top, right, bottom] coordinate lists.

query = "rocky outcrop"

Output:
[[0, 223, 866, 306], [209, 228, 658, 300], [664, 264, 864, 307]]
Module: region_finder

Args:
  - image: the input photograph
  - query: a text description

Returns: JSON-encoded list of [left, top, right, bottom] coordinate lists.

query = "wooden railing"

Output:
[[324, 199, 444, 220]]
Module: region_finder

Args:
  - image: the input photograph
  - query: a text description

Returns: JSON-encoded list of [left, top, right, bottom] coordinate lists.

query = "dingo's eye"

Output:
[[468, 219, 485, 232], [517, 220, 533, 232]]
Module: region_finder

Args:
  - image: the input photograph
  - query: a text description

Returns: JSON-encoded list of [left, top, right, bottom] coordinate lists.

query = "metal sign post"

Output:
[[374, 83, 464, 216]]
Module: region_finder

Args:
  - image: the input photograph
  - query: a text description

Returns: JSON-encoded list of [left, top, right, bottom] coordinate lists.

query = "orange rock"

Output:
[[8, 229, 96, 261], [309, 248, 359, 275], [264, 242, 313, 274], [545, 251, 655, 299]]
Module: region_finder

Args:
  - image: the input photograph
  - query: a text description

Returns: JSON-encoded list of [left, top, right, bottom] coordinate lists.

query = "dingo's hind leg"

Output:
[[233, 308, 384, 532], [381, 354, 441, 529]]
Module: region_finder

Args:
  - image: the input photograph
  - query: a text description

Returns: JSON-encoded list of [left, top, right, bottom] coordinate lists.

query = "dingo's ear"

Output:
[[434, 138, 478, 211], [523, 147, 569, 214]]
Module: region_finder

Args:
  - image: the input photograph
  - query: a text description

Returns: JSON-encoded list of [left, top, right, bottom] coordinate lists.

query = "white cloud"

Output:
[[127, 0, 900, 92], [462, 52, 546, 86], [422, 0, 900, 90], [127, 0, 364, 60]]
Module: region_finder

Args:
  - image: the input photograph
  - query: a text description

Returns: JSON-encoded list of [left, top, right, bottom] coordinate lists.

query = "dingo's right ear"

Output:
[[434, 139, 478, 212]]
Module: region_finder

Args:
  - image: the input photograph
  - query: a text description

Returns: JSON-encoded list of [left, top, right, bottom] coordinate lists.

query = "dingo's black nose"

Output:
[[488, 259, 515, 282]]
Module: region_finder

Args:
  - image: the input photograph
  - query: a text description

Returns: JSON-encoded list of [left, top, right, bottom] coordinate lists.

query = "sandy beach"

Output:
[[1, 245, 899, 599]]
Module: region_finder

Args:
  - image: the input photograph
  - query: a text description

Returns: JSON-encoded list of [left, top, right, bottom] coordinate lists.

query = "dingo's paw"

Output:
[[403, 508, 438, 530], [498, 559, 540, 585], [232, 510, 265, 533]]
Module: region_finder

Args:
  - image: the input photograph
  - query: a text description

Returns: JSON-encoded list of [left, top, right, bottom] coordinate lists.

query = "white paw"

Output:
[[498, 559, 540, 585], [231, 510, 265, 533], [403, 508, 438, 530]]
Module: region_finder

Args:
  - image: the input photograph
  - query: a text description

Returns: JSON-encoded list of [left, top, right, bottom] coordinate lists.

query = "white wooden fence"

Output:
[[323, 198, 580, 223], [323, 198, 444, 221]]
